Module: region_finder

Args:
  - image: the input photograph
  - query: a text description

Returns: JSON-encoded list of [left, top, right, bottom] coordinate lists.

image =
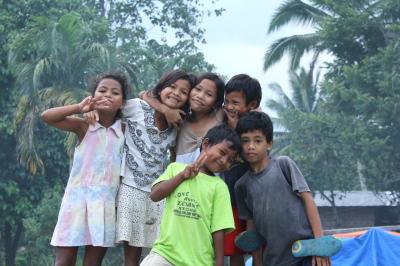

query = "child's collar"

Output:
[[88, 120, 123, 138]]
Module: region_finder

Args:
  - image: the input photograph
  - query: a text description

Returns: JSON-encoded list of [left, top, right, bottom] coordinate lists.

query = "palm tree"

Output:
[[264, 0, 328, 71], [8, 12, 136, 174], [266, 62, 320, 154], [266, 63, 356, 226], [268, 67, 320, 114], [130, 39, 214, 91]]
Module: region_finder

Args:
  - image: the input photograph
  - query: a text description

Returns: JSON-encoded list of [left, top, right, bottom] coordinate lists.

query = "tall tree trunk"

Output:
[[4, 220, 23, 266], [357, 161, 367, 190], [320, 190, 341, 228]]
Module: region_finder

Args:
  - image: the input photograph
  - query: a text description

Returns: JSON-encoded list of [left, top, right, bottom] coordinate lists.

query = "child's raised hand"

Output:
[[181, 153, 208, 179], [164, 108, 186, 129], [93, 96, 113, 109], [83, 110, 99, 125], [223, 106, 239, 129], [78, 96, 95, 114]]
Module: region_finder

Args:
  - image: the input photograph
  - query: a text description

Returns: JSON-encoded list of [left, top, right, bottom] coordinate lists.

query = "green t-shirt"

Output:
[[151, 162, 234, 266]]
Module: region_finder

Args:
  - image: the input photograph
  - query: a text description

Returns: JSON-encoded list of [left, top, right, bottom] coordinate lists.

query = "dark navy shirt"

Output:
[[221, 162, 249, 207]]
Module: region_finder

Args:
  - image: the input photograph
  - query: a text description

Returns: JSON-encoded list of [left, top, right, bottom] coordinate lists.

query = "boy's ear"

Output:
[[247, 100, 258, 111], [267, 140, 273, 150], [201, 138, 209, 151]]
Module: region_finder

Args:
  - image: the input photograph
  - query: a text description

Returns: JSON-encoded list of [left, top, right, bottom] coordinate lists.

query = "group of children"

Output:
[[42, 69, 331, 266]]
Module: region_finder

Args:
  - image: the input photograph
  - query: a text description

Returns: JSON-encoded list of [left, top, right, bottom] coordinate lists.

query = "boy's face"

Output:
[[224, 91, 256, 119], [201, 140, 237, 173], [240, 130, 272, 165]]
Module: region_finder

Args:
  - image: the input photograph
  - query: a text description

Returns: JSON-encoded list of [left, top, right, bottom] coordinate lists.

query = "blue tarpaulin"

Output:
[[332, 228, 400, 266], [245, 228, 400, 266]]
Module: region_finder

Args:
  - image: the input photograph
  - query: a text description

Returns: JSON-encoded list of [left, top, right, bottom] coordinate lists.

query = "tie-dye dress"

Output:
[[51, 120, 124, 247]]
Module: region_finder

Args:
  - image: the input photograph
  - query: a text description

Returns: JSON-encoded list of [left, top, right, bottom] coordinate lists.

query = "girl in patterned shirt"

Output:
[[116, 70, 195, 266]]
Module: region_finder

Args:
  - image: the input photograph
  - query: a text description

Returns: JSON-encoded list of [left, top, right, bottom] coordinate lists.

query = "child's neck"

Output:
[[98, 113, 116, 128], [191, 110, 213, 122], [189, 111, 216, 137], [199, 166, 214, 176], [249, 155, 271, 174]]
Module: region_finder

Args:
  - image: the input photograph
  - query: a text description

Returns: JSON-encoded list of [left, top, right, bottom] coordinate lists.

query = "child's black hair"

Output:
[[225, 74, 262, 108], [152, 69, 196, 113], [203, 124, 242, 153], [197, 72, 225, 109], [89, 71, 131, 118], [236, 112, 273, 142], [89, 71, 131, 101]]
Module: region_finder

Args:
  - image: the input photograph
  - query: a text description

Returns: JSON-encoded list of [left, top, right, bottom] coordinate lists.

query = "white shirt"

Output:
[[121, 98, 177, 192]]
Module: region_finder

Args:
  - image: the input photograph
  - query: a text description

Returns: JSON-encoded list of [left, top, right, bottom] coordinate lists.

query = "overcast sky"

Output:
[[198, 0, 315, 108]]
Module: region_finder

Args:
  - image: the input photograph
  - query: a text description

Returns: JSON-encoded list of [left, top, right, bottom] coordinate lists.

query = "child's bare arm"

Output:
[[299, 192, 323, 237], [41, 96, 94, 139], [150, 172, 186, 202], [246, 220, 263, 266], [150, 153, 207, 201], [212, 230, 225, 266], [140, 90, 163, 112], [300, 191, 331, 266], [141, 90, 185, 128]]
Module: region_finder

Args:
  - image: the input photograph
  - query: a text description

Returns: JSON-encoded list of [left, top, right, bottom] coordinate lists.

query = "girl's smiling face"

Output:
[[189, 79, 218, 114], [160, 79, 191, 109]]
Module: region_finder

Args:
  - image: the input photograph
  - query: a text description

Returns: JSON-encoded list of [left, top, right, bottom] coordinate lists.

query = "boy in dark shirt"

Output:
[[235, 112, 331, 266]]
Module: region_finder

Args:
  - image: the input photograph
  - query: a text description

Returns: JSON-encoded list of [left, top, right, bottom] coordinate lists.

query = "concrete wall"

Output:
[[318, 206, 400, 230]]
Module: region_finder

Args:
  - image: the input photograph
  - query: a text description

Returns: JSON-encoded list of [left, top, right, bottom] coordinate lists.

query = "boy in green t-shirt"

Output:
[[140, 124, 241, 266]]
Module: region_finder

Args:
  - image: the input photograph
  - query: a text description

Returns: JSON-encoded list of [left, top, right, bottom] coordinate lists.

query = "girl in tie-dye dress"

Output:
[[42, 72, 130, 266]]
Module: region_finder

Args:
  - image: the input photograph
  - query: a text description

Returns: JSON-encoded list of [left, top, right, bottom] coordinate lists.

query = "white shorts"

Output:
[[140, 252, 173, 266], [116, 183, 164, 247]]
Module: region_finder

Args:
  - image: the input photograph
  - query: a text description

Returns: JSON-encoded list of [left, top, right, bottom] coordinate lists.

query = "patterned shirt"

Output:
[[121, 98, 177, 192]]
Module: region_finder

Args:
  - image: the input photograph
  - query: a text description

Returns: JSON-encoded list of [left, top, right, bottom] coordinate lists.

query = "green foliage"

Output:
[[8, 12, 115, 174], [7, 0, 219, 174], [323, 40, 400, 203], [18, 185, 63, 266], [264, 0, 327, 71], [267, 66, 359, 196], [314, 0, 400, 203], [0, 86, 68, 266], [268, 0, 327, 33], [268, 0, 400, 211], [130, 39, 214, 92]]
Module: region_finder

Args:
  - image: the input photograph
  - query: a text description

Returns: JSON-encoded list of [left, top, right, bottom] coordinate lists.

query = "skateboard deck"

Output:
[[292, 235, 342, 257], [235, 230, 342, 257]]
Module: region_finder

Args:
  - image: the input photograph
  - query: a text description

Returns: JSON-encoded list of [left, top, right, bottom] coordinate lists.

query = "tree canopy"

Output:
[[265, 0, 400, 225]]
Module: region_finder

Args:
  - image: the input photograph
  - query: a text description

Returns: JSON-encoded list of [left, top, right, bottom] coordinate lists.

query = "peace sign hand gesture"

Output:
[[181, 152, 208, 179]]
